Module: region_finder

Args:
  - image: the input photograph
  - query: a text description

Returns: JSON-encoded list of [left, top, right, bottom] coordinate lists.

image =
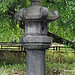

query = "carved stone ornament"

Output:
[[14, 6, 59, 22]]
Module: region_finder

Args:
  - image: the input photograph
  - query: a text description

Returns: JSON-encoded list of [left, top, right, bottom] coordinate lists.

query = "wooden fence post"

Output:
[[1, 45, 2, 50]]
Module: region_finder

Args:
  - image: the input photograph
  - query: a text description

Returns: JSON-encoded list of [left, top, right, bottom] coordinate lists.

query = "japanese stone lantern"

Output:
[[14, 0, 59, 75]]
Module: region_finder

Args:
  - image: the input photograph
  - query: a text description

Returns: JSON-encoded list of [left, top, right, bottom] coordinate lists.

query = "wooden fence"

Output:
[[0, 42, 26, 57], [0, 42, 74, 57]]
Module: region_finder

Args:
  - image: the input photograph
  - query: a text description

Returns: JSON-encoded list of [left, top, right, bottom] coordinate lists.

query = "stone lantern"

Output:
[[14, 0, 59, 75]]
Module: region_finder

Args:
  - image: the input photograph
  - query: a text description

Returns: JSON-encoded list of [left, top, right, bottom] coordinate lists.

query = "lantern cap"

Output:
[[31, 0, 41, 6]]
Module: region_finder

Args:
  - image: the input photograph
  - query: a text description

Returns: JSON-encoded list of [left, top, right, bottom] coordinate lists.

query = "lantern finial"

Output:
[[31, 0, 41, 6]]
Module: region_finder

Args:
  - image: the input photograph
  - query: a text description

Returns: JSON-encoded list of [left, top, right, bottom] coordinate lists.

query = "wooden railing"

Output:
[[0, 42, 24, 51], [0, 42, 74, 55]]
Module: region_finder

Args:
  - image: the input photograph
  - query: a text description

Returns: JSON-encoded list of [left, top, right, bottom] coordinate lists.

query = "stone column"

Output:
[[14, 0, 59, 75], [27, 50, 46, 75], [23, 21, 52, 75]]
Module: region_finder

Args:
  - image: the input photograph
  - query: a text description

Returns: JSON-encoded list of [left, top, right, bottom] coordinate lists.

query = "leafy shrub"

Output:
[[0, 52, 26, 65], [46, 51, 75, 64], [46, 62, 75, 75]]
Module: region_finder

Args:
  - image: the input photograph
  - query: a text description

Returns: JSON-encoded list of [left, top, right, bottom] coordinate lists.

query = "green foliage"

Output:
[[46, 62, 75, 75], [0, 52, 26, 65], [46, 50, 75, 75], [0, 0, 30, 42], [45, 0, 75, 41], [0, 64, 26, 75], [46, 51, 75, 64], [0, 0, 75, 42]]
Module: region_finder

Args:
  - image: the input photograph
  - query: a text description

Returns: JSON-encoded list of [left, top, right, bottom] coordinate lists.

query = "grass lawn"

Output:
[[0, 64, 26, 75], [46, 63, 75, 75], [0, 63, 75, 75]]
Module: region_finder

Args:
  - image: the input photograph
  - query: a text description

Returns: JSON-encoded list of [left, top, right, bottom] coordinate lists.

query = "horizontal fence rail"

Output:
[[0, 42, 74, 51], [0, 42, 74, 58], [0, 42, 24, 51]]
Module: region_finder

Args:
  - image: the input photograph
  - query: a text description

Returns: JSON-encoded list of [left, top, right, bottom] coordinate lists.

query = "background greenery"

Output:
[[0, 0, 75, 42]]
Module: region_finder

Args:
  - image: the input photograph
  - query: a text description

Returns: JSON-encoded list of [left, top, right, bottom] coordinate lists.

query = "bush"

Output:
[[0, 52, 26, 65], [46, 51, 75, 64]]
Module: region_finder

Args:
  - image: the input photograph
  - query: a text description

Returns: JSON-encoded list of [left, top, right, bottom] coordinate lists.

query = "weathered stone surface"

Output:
[[31, 0, 41, 6], [23, 36, 52, 49], [24, 44, 51, 50], [19, 37, 23, 42], [23, 20, 53, 50], [26, 6, 42, 19], [23, 35, 52, 43], [14, 6, 59, 22], [14, 8, 27, 21], [14, 0, 59, 75], [25, 21, 48, 35], [47, 10, 59, 21], [27, 50, 46, 75]]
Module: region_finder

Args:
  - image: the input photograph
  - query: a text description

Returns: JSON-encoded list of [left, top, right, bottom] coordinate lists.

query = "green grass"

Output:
[[46, 63, 75, 75], [0, 64, 26, 75], [0, 63, 75, 75], [63, 70, 75, 75], [45, 50, 75, 75]]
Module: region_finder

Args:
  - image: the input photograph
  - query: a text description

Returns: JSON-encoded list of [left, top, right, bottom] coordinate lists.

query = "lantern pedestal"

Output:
[[27, 50, 46, 75]]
